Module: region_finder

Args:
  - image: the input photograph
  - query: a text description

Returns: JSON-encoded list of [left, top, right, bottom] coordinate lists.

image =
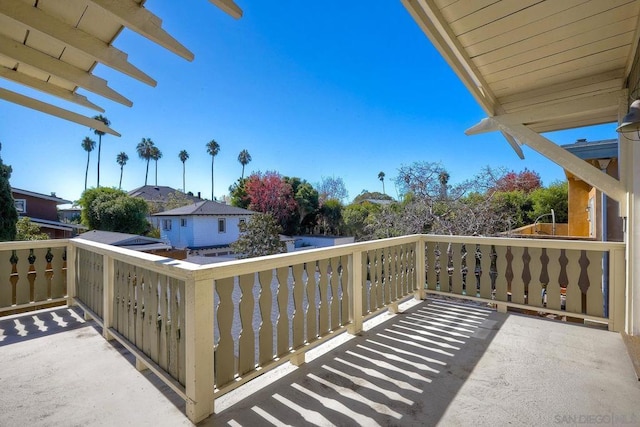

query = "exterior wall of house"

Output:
[[13, 193, 59, 221], [567, 177, 591, 237], [157, 215, 248, 248]]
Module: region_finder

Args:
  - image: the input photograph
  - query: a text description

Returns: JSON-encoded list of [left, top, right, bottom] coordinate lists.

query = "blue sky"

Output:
[[0, 1, 617, 205]]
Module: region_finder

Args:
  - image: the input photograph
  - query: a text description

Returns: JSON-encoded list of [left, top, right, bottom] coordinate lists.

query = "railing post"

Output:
[[609, 247, 626, 332], [102, 254, 114, 340], [66, 242, 76, 307], [415, 237, 426, 300], [348, 251, 363, 334], [184, 274, 215, 423]]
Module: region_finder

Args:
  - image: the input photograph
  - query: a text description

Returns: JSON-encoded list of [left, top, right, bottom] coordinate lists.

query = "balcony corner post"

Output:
[[414, 237, 426, 300], [185, 275, 215, 423], [102, 254, 115, 341], [609, 247, 626, 332], [66, 242, 77, 307], [348, 251, 363, 334]]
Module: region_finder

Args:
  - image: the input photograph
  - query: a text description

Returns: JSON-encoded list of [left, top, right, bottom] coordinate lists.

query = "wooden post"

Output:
[[414, 237, 426, 300], [609, 247, 626, 332], [348, 251, 363, 334], [102, 254, 114, 340], [184, 275, 215, 423], [66, 242, 76, 307]]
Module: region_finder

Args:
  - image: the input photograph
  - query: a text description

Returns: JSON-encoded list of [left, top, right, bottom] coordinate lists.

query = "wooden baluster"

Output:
[[479, 244, 493, 299], [329, 257, 340, 330], [391, 245, 399, 301], [291, 264, 305, 349], [0, 249, 12, 309], [32, 249, 47, 303], [585, 251, 604, 317], [565, 249, 582, 314], [51, 247, 65, 299], [258, 270, 274, 366], [318, 259, 330, 337], [305, 263, 318, 343], [177, 279, 187, 385], [361, 251, 369, 315], [546, 249, 562, 311], [275, 266, 290, 357], [127, 268, 137, 342], [493, 246, 508, 302], [238, 273, 255, 376], [450, 243, 463, 295], [215, 277, 234, 388], [510, 247, 525, 304], [158, 273, 169, 371], [528, 247, 543, 308], [340, 255, 349, 327], [44, 249, 54, 301], [14, 249, 29, 305], [148, 272, 161, 363]]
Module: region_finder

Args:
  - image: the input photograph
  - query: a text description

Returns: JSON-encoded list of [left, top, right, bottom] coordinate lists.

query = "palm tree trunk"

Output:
[[382, 180, 385, 194], [85, 152, 90, 190], [183, 163, 186, 193], [145, 159, 150, 185], [241, 164, 245, 180], [211, 157, 214, 200], [155, 160, 158, 186], [119, 166, 123, 190], [96, 135, 102, 187]]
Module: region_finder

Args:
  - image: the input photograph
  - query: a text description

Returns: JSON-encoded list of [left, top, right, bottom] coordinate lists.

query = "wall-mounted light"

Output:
[[616, 99, 640, 133]]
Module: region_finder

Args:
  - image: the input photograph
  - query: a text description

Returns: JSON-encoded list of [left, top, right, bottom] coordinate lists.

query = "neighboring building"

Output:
[[152, 200, 254, 255], [75, 230, 185, 258], [561, 138, 623, 242], [12, 188, 84, 238], [128, 185, 202, 213]]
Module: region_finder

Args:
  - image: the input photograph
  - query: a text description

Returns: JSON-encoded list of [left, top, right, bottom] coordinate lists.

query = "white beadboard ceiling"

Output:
[[402, 0, 640, 133]]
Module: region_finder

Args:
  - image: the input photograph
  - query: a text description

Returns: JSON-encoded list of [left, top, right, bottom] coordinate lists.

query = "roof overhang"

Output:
[[0, 0, 242, 134]]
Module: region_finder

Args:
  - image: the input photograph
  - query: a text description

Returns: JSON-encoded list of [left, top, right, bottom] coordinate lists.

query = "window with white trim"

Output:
[[180, 218, 187, 227], [14, 199, 26, 213], [218, 218, 226, 233], [163, 219, 172, 231]]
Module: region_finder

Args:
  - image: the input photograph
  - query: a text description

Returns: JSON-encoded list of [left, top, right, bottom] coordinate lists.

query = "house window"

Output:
[[163, 219, 172, 231], [180, 218, 187, 227], [218, 218, 226, 233], [14, 199, 26, 213]]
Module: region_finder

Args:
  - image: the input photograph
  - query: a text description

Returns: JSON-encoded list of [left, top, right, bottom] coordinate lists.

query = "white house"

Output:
[[152, 200, 254, 254]]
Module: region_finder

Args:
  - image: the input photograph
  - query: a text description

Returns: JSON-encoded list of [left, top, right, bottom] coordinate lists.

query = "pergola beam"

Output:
[[487, 118, 627, 207], [0, 87, 120, 136], [0, 66, 104, 112], [89, 0, 195, 61], [208, 0, 243, 19], [0, 33, 132, 106], [0, 0, 156, 87]]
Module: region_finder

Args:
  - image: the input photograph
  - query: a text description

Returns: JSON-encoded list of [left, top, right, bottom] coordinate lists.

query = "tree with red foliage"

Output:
[[493, 168, 542, 193], [245, 171, 298, 228]]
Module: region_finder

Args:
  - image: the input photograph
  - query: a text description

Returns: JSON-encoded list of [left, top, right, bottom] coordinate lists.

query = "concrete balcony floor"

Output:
[[1, 298, 639, 426]]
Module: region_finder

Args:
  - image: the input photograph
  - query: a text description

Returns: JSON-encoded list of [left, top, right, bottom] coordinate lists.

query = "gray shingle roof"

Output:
[[75, 230, 168, 248], [128, 185, 202, 203], [152, 200, 254, 216]]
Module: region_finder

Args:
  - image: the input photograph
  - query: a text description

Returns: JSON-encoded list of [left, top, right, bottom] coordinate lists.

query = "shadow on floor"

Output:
[[209, 298, 505, 426], [0, 306, 89, 346]]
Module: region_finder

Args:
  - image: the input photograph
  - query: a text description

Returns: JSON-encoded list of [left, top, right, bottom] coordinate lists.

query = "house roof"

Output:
[[27, 217, 86, 232], [562, 138, 618, 161], [152, 200, 254, 216], [128, 185, 202, 203], [0, 1, 242, 134], [12, 188, 71, 204], [75, 230, 170, 251], [403, 0, 639, 135]]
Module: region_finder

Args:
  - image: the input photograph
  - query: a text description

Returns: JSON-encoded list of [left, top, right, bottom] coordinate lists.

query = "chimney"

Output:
[[197, 191, 201, 199]]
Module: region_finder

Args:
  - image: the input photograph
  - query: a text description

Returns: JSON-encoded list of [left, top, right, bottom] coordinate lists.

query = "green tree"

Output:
[[136, 138, 155, 186], [343, 201, 382, 241], [352, 190, 393, 204], [179, 150, 189, 192], [150, 146, 162, 186], [15, 217, 48, 240], [318, 199, 343, 235], [378, 171, 385, 194], [229, 178, 249, 208], [116, 152, 128, 190], [206, 140, 220, 199], [238, 149, 251, 179], [78, 187, 150, 234], [231, 213, 285, 258], [81, 136, 96, 191], [0, 143, 17, 241], [91, 115, 110, 188], [530, 181, 568, 223]]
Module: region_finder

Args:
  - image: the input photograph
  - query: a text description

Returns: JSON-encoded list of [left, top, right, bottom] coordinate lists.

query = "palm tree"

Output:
[[378, 171, 386, 194], [179, 150, 189, 192], [206, 140, 220, 200], [116, 152, 129, 190], [238, 149, 252, 180], [150, 146, 162, 186], [136, 138, 155, 186], [438, 171, 450, 199], [81, 137, 96, 191], [91, 115, 110, 187]]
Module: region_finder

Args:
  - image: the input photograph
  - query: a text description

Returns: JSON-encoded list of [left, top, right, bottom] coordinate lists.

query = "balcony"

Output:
[[1, 235, 637, 425]]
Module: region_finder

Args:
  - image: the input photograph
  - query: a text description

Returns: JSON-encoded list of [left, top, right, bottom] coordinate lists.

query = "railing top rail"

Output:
[[0, 239, 70, 250], [421, 234, 626, 251], [70, 238, 198, 281]]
